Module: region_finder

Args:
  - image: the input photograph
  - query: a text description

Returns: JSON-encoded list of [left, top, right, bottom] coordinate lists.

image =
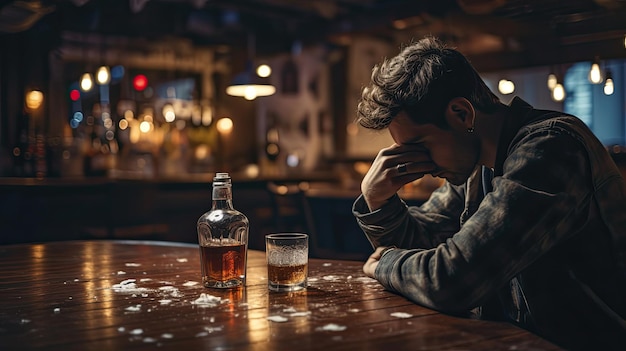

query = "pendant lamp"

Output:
[[226, 34, 275, 100]]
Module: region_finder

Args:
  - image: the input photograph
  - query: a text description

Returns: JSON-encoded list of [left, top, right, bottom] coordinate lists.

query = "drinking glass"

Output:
[[265, 233, 308, 292]]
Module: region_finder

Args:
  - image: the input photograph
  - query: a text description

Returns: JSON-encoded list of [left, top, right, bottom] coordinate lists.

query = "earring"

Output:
[[467, 127, 474, 133]]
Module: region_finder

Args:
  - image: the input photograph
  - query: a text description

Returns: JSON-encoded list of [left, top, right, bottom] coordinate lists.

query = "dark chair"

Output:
[[267, 181, 366, 260]]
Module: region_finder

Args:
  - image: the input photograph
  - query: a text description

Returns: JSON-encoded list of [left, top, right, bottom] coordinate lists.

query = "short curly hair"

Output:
[[356, 36, 500, 130]]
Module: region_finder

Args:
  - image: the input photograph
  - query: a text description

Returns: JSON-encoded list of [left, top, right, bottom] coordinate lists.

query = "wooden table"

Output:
[[0, 240, 561, 350]]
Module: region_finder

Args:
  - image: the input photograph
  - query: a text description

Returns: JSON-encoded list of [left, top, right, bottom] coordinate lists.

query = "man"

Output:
[[352, 36, 626, 350]]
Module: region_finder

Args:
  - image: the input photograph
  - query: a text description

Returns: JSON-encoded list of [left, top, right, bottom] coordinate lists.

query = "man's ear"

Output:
[[444, 97, 475, 131]]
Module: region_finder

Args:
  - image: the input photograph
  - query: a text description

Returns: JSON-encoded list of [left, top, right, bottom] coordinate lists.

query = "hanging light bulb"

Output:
[[256, 64, 272, 78], [547, 73, 557, 90], [25, 90, 44, 110], [552, 83, 565, 102], [604, 70, 614, 95], [588, 58, 603, 84], [498, 79, 515, 95], [96, 65, 111, 85], [80, 73, 94, 91]]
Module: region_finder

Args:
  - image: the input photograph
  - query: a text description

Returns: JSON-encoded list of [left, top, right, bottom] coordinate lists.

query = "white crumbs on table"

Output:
[[176, 258, 188, 263], [125, 263, 142, 267], [111, 279, 151, 294], [161, 333, 174, 339], [117, 271, 126, 275], [266, 315, 288, 323], [182, 281, 199, 287], [125, 305, 142, 312], [390, 312, 413, 319], [317, 323, 347, 331], [53, 308, 60, 313], [191, 293, 226, 307], [129, 328, 143, 335], [322, 275, 341, 281]]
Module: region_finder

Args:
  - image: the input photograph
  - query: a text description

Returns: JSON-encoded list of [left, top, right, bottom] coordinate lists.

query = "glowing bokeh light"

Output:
[[133, 74, 148, 91], [25, 90, 44, 110], [216, 117, 233, 134], [139, 121, 151, 133], [256, 64, 271, 78], [70, 89, 81, 101]]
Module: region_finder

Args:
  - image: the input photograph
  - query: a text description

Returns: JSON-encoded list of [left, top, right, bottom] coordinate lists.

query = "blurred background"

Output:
[[1, 0, 626, 258]]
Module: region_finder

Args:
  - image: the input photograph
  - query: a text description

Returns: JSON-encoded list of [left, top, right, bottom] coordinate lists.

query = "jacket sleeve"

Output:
[[352, 180, 466, 249]]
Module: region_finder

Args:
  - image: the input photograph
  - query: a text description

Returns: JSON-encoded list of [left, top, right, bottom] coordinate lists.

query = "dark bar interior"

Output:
[[1, 0, 626, 257]]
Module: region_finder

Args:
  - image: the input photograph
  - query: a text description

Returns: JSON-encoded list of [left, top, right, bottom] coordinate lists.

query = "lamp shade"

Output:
[[226, 62, 276, 100]]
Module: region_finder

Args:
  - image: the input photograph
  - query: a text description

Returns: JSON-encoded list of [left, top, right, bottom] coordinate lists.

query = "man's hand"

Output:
[[361, 143, 435, 211], [363, 246, 389, 278]]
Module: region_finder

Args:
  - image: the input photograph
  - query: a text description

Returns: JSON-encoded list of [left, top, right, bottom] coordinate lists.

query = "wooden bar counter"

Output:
[[0, 240, 561, 350]]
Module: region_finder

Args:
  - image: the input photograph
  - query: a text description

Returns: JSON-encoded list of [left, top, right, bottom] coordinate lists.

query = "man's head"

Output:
[[356, 36, 500, 131]]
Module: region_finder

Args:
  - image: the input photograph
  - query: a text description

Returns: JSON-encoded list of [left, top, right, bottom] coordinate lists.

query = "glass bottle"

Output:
[[197, 172, 249, 288]]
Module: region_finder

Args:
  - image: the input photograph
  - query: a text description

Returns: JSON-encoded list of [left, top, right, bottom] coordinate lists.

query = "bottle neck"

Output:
[[212, 185, 234, 209]]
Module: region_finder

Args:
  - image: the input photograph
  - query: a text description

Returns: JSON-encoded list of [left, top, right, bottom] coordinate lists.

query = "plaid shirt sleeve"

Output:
[[353, 119, 594, 314]]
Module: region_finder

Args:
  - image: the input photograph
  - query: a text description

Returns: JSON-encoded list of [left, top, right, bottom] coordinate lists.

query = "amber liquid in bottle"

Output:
[[197, 173, 249, 288]]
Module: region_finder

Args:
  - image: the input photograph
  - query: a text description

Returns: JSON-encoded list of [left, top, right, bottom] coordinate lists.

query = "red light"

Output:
[[69, 89, 80, 101], [133, 74, 148, 91]]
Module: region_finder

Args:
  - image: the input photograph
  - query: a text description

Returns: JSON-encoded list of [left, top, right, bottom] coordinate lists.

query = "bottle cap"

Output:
[[213, 172, 231, 183]]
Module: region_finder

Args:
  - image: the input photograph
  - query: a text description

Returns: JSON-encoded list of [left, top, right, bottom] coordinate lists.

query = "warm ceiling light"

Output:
[[25, 90, 43, 110], [604, 70, 614, 95], [588, 59, 603, 84], [80, 73, 94, 91], [226, 34, 276, 100], [256, 64, 271, 78], [226, 64, 276, 100], [96, 65, 111, 85], [552, 83, 566, 102], [498, 79, 515, 95]]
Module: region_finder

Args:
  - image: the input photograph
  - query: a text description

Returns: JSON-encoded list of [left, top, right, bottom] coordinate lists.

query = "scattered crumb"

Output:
[[182, 281, 199, 287], [125, 305, 142, 312], [125, 263, 141, 267], [176, 258, 188, 263], [322, 275, 341, 281], [317, 323, 346, 331], [267, 315, 288, 323], [53, 308, 60, 313], [390, 312, 413, 319], [129, 328, 143, 335], [161, 333, 173, 339], [192, 293, 226, 307], [117, 271, 127, 275]]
